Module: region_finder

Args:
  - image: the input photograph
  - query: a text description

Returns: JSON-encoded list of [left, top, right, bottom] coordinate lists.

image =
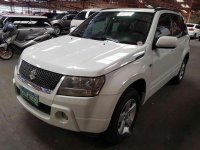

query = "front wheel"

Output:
[[104, 88, 140, 144], [0, 47, 13, 60], [53, 25, 61, 35]]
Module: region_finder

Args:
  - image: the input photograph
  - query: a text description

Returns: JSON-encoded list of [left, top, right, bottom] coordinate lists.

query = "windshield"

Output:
[[71, 11, 154, 45]]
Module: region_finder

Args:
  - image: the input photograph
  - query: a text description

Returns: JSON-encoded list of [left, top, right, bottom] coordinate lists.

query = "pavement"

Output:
[[0, 39, 200, 150]]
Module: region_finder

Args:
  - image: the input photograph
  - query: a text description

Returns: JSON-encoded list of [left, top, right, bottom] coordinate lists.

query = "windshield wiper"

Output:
[[90, 36, 119, 43], [101, 37, 119, 43], [70, 33, 82, 38]]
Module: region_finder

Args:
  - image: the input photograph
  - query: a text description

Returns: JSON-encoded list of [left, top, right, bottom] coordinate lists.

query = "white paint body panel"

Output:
[[14, 9, 190, 133]]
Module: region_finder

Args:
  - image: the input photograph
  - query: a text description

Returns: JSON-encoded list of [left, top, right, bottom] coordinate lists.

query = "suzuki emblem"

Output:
[[29, 69, 37, 80]]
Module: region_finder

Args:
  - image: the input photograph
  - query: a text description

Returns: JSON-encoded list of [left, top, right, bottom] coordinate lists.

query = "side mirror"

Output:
[[62, 16, 68, 20], [156, 36, 178, 49]]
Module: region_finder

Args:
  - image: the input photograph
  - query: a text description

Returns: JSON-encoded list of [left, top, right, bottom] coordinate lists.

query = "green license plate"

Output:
[[20, 87, 39, 107]]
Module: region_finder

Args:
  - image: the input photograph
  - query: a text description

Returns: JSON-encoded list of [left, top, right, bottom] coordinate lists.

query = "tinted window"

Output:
[[155, 13, 172, 39], [53, 13, 66, 20], [68, 15, 75, 20], [74, 11, 87, 20], [30, 18, 51, 27], [196, 25, 200, 29], [186, 24, 194, 27], [89, 11, 95, 16], [8, 17, 32, 28], [171, 14, 183, 37], [178, 16, 188, 36], [7, 17, 51, 28]]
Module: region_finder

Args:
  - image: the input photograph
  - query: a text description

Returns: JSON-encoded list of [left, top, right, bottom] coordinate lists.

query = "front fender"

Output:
[[101, 59, 151, 99]]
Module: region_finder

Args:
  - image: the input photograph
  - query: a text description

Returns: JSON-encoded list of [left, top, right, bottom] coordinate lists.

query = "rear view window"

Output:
[[7, 17, 50, 28], [74, 11, 87, 20], [186, 24, 194, 27]]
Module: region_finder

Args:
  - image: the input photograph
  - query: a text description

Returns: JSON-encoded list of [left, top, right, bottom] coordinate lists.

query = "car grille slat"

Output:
[[19, 60, 63, 90]]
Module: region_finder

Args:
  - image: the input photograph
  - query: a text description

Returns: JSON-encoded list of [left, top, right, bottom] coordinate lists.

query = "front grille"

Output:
[[19, 60, 63, 90]]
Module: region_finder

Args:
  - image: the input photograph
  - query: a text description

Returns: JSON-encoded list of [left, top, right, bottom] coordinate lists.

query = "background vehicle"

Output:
[[51, 13, 77, 35], [70, 8, 100, 32], [186, 23, 200, 39], [0, 14, 55, 37], [0, 16, 55, 60]]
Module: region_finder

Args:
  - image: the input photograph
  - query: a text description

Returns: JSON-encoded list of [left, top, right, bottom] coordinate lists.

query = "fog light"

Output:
[[55, 111, 68, 123]]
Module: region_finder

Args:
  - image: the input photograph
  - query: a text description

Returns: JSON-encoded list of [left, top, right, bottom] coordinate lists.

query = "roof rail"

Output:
[[155, 7, 179, 12]]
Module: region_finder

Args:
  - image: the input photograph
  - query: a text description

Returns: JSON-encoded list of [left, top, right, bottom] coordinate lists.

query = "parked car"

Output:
[[0, 14, 54, 37], [14, 8, 190, 144], [186, 23, 200, 39], [51, 13, 77, 35], [41, 12, 58, 20], [70, 8, 100, 32]]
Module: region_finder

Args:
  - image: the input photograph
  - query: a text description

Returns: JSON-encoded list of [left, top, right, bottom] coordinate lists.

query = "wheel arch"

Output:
[[119, 78, 146, 106]]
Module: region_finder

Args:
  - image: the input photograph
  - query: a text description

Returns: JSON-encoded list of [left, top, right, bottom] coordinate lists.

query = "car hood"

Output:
[[21, 35, 144, 77]]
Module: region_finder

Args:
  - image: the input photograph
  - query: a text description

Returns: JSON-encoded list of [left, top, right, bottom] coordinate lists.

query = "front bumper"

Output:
[[13, 67, 120, 133]]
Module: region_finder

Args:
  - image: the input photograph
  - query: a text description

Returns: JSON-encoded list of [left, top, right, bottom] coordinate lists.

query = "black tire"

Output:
[[0, 47, 13, 60], [104, 88, 140, 144], [171, 59, 187, 84], [194, 33, 197, 39], [53, 25, 61, 35]]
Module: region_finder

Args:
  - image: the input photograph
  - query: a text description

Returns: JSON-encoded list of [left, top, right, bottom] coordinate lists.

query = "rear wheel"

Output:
[[0, 47, 13, 60], [104, 88, 139, 144], [171, 59, 187, 84]]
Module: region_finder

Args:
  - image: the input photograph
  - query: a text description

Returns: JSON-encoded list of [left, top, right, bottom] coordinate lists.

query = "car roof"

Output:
[[81, 8, 102, 12], [2, 14, 47, 19], [101, 8, 181, 14], [101, 8, 155, 13]]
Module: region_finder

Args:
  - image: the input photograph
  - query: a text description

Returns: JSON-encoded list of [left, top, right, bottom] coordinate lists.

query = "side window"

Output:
[[10, 17, 32, 28], [30, 19, 50, 27], [83, 13, 110, 37], [155, 13, 172, 39], [74, 12, 87, 20], [89, 11, 95, 16], [196, 25, 200, 29], [179, 16, 188, 36], [68, 15, 75, 20], [171, 14, 183, 37]]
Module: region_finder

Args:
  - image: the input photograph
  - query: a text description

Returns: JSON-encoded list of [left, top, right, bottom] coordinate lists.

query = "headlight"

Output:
[[57, 76, 105, 97]]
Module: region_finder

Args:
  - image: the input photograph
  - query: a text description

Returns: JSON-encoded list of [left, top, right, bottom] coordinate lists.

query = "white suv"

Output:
[[13, 8, 190, 143], [186, 23, 200, 39]]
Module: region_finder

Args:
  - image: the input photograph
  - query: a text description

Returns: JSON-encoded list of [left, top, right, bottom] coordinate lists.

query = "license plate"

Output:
[[20, 87, 39, 107]]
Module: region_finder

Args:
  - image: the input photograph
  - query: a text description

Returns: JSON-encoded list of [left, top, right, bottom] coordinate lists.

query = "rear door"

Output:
[[150, 13, 176, 93], [62, 14, 75, 30], [170, 14, 188, 71], [29, 18, 51, 35]]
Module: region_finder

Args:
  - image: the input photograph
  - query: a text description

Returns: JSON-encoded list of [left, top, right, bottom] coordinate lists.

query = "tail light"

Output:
[[189, 28, 194, 31]]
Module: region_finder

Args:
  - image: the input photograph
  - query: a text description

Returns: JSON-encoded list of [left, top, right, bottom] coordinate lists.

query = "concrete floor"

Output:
[[0, 40, 200, 150]]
